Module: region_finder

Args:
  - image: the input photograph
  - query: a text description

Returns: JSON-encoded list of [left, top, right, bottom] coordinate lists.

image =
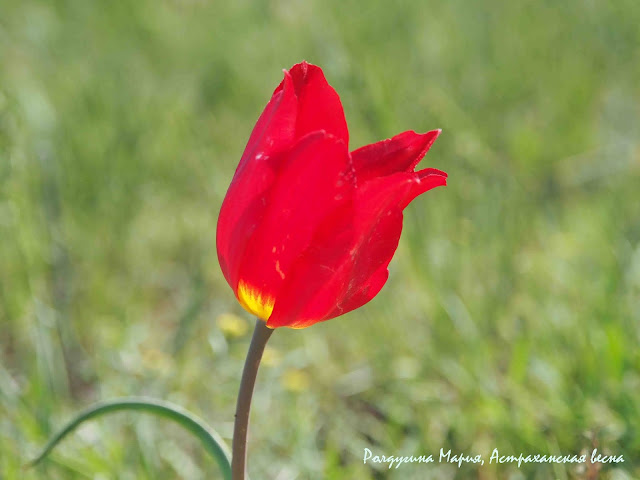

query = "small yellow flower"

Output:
[[217, 313, 249, 337], [281, 369, 310, 392], [261, 346, 282, 367]]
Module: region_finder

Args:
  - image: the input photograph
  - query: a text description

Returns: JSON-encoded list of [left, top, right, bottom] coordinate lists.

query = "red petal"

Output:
[[216, 72, 298, 286], [351, 129, 441, 181], [274, 61, 349, 145], [267, 169, 446, 328], [325, 265, 389, 321], [233, 132, 354, 317]]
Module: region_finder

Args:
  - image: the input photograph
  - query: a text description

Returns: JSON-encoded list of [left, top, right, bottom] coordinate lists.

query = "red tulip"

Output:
[[217, 61, 447, 329]]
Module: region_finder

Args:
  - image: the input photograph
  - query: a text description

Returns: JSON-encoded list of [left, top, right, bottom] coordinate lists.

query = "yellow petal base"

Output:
[[237, 281, 275, 321]]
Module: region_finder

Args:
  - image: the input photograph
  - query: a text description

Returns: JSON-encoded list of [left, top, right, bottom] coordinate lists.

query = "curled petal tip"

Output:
[[419, 167, 448, 179]]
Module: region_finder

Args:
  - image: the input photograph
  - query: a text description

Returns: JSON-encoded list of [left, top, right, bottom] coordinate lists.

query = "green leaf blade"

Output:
[[26, 397, 232, 480]]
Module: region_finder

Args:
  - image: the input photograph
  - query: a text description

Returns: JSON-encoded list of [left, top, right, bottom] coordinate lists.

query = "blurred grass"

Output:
[[1, 0, 639, 478]]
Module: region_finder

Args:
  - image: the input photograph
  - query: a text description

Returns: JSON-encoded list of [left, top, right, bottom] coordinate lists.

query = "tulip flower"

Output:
[[218, 61, 448, 480], [217, 61, 447, 330]]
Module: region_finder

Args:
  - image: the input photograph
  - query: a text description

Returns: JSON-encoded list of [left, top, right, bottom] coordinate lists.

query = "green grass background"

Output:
[[1, 0, 639, 478]]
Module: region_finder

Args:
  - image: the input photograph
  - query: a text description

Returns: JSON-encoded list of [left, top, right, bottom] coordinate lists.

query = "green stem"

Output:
[[231, 319, 274, 480]]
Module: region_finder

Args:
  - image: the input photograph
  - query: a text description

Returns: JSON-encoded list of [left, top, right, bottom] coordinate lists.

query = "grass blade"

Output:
[[26, 397, 231, 480]]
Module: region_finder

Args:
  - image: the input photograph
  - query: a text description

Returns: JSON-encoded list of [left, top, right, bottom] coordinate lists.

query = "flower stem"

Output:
[[231, 318, 274, 480]]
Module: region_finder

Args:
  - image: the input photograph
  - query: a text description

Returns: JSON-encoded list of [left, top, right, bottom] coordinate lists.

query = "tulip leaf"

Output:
[[26, 397, 232, 480]]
